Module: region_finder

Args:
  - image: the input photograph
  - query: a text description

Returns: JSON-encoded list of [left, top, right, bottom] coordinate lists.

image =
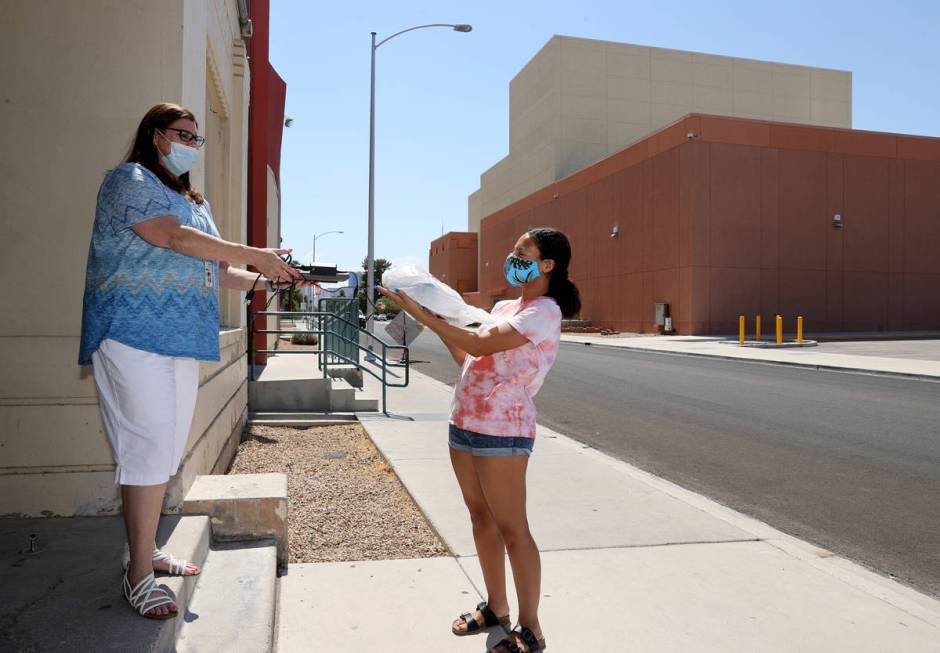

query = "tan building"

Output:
[[438, 35, 939, 338], [469, 35, 852, 230], [0, 0, 261, 516]]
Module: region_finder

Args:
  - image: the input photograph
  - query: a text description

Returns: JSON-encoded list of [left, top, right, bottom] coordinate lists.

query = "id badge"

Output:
[[204, 261, 215, 288]]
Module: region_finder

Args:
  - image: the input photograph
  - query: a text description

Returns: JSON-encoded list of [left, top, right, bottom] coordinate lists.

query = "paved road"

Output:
[[406, 331, 940, 600]]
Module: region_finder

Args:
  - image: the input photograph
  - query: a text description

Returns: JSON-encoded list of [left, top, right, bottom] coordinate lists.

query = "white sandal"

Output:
[[152, 548, 199, 576], [122, 546, 199, 576], [123, 571, 177, 620]]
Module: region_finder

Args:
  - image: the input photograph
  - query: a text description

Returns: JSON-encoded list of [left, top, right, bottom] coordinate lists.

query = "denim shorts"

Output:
[[448, 424, 534, 457]]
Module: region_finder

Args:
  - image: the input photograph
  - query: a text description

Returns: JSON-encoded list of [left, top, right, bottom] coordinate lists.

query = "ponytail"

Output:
[[548, 271, 581, 318], [528, 228, 581, 318]]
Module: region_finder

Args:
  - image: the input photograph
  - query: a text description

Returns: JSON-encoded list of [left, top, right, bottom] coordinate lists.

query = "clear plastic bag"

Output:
[[382, 265, 497, 327]]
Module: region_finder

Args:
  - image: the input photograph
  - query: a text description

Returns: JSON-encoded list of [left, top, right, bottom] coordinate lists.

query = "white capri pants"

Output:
[[92, 338, 200, 486]]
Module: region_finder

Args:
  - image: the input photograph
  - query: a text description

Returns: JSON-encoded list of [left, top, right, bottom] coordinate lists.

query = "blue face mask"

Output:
[[504, 254, 541, 287], [158, 132, 199, 176]]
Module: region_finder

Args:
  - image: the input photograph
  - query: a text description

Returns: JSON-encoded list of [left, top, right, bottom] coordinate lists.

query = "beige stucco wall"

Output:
[[467, 189, 483, 235], [469, 35, 853, 227], [0, 0, 252, 517]]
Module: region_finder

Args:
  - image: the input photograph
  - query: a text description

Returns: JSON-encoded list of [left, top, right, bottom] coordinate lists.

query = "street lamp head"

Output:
[[453, 24, 473, 32]]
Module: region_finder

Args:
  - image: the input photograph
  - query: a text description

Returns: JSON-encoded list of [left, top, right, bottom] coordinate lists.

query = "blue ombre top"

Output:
[[79, 163, 221, 365]]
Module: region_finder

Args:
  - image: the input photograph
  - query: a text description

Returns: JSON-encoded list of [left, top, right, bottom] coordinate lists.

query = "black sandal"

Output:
[[452, 601, 511, 636], [489, 624, 547, 652]]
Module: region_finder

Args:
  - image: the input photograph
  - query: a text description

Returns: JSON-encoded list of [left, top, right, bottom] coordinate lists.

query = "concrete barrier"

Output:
[[183, 473, 289, 568]]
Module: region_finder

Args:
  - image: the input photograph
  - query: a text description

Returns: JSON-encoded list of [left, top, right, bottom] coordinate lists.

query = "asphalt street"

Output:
[[405, 330, 940, 600]]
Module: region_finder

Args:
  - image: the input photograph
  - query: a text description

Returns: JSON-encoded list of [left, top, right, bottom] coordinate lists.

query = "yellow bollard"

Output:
[[797, 316, 804, 343], [755, 315, 761, 342], [776, 315, 783, 344], [739, 315, 745, 345]]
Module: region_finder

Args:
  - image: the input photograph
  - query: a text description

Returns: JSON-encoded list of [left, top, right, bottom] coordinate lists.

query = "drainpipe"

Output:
[[236, 0, 253, 38]]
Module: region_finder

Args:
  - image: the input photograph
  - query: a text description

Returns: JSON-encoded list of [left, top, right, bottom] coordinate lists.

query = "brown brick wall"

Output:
[[470, 114, 940, 335], [429, 232, 478, 294]]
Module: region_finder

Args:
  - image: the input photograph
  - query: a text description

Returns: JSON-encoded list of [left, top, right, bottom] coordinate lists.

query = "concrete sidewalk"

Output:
[[276, 370, 940, 652], [559, 334, 940, 381]]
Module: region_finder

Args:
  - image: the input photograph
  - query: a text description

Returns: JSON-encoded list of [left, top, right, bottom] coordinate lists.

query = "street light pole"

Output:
[[367, 30, 377, 337], [312, 229, 344, 264], [366, 23, 472, 346]]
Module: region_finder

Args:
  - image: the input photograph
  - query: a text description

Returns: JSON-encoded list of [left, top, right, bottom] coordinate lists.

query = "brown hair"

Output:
[[527, 227, 581, 317], [124, 103, 204, 204]]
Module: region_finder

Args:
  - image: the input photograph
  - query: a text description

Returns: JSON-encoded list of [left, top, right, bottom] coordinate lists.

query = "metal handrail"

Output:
[[248, 308, 409, 415]]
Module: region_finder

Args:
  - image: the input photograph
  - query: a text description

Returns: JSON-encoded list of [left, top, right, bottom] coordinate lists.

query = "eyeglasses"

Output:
[[160, 127, 206, 148]]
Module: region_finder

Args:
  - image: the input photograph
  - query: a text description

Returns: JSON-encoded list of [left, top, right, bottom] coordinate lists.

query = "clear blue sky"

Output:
[[270, 0, 940, 275]]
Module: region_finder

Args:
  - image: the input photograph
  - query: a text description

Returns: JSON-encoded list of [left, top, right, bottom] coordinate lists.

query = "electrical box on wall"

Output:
[[655, 303, 669, 326], [655, 303, 674, 334]]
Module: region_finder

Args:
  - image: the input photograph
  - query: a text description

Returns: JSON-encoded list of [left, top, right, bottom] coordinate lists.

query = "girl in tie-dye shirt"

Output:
[[380, 228, 580, 653]]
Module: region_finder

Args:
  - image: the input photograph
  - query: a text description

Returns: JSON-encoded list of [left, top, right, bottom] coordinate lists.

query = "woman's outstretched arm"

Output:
[[132, 215, 299, 282]]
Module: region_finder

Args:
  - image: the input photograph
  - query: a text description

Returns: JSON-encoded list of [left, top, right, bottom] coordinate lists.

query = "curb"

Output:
[[561, 339, 940, 383]]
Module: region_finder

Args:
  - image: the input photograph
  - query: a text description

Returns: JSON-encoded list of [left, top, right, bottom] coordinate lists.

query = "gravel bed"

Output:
[[228, 423, 449, 563]]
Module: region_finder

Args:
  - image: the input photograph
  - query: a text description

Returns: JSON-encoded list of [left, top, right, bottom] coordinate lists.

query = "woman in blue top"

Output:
[[80, 103, 303, 620]]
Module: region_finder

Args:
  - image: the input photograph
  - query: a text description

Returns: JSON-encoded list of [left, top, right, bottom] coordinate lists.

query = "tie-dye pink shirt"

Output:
[[450, 296, 562, 438]]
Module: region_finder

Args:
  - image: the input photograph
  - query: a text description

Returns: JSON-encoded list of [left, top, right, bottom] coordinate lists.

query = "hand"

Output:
[[378, 286, 425, 322], [251, 248, 301, 285]]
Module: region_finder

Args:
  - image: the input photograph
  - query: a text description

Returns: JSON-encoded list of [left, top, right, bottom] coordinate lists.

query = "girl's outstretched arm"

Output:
[[379, 287, 528, 357]]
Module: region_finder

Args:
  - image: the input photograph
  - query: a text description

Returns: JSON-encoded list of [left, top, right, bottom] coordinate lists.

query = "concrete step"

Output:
[[183, 473, 289, 568], [147, 515, 212, 651], [331, 378, 380, 412], [248, 378, 333, 412], [176, 541, 278, 653], [249, 377, 379, 412], [248, 411, 358, 426], [107, 515, 211, 652], [326, 366, 364, 388]]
